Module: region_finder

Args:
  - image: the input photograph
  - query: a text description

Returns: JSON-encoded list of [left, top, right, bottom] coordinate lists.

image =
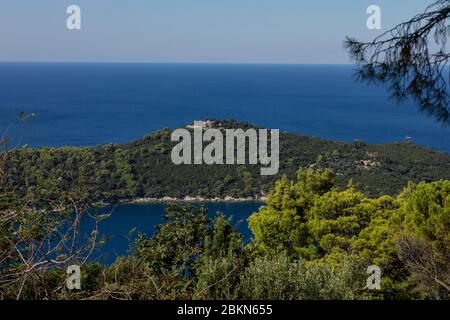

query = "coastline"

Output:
[[120, 195, 268, 205]]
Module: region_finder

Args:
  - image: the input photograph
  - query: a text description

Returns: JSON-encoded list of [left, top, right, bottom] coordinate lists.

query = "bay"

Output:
[[81, 202, 262, 264]]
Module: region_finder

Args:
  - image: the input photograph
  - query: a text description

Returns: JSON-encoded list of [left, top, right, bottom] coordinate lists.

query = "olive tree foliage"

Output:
[[239, 254, 367, 300], [0, 114, 105, 300], [345, 0, 450, 124]]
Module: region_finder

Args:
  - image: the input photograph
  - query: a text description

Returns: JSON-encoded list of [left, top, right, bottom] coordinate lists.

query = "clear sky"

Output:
[[0, 0, 433, 64]]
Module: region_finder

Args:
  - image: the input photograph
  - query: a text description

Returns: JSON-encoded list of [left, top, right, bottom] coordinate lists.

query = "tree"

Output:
[[239, 253, 366, 300], [132, 204, 210, 276], [248, 169, 336, 259], [193, 213, 244, 300], [393, 180, 450, 299], [345, 0, 450, 124], [0, 113, 106, 300], [396, 232, 450, 299], [247, 167, 450, 299]]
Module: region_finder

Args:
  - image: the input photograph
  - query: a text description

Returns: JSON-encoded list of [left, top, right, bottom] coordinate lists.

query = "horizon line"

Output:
[[0, 61, 354, 66]]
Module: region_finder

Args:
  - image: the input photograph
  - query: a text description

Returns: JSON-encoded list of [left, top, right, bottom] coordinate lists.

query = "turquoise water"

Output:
[[82, 202, 262, 264]]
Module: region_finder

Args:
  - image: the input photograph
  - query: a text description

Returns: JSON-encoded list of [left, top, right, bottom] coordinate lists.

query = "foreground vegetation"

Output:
[[1, 166, 448, 300]]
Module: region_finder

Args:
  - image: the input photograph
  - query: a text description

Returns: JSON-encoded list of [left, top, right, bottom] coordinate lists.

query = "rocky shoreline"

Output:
[[121, 195, 268, 204]]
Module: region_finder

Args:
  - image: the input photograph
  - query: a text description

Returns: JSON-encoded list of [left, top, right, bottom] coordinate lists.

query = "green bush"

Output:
[[239, 254, 366, 300]]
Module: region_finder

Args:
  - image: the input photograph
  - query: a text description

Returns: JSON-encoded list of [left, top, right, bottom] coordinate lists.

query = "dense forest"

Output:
[[1, 120, 449, 206]]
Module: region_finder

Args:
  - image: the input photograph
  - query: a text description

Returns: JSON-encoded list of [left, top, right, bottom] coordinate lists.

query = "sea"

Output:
[[1, 62, 448, 263]]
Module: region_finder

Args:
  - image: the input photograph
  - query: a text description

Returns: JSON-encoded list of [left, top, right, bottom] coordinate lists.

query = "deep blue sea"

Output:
[[1, 63, 449, 263], [0, 63, 449, 152]]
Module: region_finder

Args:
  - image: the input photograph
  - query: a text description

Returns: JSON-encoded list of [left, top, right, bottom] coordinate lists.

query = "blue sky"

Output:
[[0, 0, 433, 63]]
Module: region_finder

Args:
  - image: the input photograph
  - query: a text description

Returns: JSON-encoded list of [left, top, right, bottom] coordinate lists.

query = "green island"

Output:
[[2, 120, 449, 205], [0, 120, 449, 300]]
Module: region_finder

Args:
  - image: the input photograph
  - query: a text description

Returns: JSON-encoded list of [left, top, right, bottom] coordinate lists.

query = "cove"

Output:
[[80, 202, 263, 264]]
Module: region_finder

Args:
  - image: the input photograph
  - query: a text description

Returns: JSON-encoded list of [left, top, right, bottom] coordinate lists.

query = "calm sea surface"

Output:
[[81, 202, 262, 264], [0, 63, 448, 151]]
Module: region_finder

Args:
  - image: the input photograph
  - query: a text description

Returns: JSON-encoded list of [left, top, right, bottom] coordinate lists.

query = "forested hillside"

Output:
[[2, 120, 449, 205]]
